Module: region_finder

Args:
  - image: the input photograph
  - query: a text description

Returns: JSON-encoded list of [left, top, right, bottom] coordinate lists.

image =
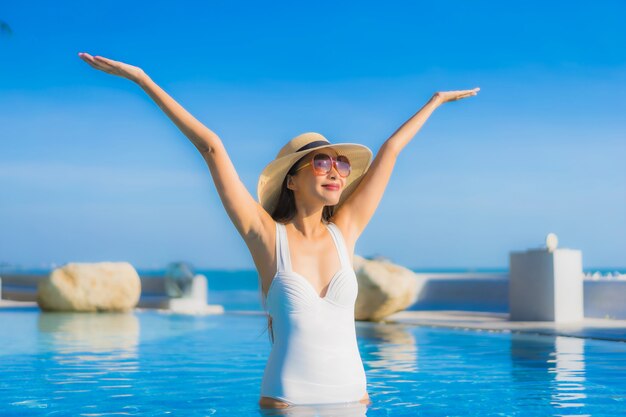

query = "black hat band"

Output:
[[296, 140, 330, 153]]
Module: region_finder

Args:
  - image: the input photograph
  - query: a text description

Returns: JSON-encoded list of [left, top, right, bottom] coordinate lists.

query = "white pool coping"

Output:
[[3, 299, 625, 342], [383, 310, 626, 341]]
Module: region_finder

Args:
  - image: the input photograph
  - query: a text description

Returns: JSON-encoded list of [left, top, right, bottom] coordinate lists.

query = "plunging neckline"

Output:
[[282, 222, 346, 300], [290, 268, 346, 300]]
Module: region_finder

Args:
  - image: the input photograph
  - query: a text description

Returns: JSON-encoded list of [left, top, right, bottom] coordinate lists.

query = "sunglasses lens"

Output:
[[311, 153, 351, 177], [313, 154, 332, 174], [336, 155, 351, 177]]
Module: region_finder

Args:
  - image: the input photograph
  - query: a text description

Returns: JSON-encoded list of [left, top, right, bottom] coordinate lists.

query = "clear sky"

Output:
[[1, 1, 625, 270]]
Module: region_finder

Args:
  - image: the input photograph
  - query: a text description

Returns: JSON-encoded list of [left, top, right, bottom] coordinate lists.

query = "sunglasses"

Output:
[[293, 152, 352, 178]]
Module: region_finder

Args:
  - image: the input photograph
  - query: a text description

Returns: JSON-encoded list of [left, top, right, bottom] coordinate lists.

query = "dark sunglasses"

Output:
[[293, 152, 352, 178]]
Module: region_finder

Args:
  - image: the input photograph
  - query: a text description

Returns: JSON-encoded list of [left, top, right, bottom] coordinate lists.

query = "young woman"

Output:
[[78, 52, 479, 409]]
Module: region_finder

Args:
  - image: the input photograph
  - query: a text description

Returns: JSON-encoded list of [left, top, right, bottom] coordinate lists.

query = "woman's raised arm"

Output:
[[77, 52, 272, 241], [333, 88, 480, 244]]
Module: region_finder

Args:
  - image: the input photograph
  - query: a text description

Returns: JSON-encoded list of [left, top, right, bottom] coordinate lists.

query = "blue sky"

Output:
[[1, 1, 625, 270]]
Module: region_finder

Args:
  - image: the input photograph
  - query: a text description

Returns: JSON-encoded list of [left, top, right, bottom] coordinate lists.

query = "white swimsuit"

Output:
[[260, 220, 368, 405]]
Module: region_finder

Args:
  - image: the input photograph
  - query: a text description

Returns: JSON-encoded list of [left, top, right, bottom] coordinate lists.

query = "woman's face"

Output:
[[288, 148, 347, 208]]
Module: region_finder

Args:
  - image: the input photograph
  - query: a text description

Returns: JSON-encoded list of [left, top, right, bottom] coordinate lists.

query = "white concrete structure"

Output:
[[509, 235, 584, 322], [168, 274, 223, 314]]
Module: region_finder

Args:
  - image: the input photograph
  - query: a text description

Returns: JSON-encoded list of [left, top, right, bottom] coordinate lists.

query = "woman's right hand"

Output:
[[78, 52, 146, 83], [432, 88, 480, 105]]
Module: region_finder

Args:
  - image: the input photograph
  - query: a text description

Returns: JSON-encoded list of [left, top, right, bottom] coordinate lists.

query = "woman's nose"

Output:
[[329, 164, 340, 179]]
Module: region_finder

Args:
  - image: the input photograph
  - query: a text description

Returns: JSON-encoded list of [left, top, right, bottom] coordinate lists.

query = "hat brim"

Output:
[[257, 143, 373, 216]]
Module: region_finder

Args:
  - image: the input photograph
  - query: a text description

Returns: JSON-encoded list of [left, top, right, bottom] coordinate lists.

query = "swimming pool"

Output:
[[1, 307, 625, 416]]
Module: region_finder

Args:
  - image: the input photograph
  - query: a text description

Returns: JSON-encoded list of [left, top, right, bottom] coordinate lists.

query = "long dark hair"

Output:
[[262, 152, 337, 344]]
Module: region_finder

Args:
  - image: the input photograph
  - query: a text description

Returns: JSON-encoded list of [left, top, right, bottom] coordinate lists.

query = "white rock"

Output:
[[37, 262, 141, 312], [353, 255, 422, 321]]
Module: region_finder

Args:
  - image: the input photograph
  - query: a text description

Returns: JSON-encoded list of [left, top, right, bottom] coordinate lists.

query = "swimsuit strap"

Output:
[[325, 222, 350, 269], [277, 221, 349, 272], [275, 222, 292, 273]]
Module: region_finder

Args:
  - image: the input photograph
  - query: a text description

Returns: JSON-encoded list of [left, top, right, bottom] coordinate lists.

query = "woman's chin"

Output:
[[322, 197, 341, 206], [318, 189, 342, 206]]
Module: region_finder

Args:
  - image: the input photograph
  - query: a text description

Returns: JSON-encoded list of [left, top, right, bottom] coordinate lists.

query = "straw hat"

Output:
[[257, 132, 373, 215]]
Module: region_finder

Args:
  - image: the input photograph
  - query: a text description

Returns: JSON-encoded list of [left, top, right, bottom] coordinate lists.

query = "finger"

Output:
[[79, 53, 99, 65], [79, 52, 102, 65], [92, 58, 114, 68], [79, 55, 115, 73], [94, 55, 119, 65], [91, 58, 117, 71], [93, 57, 124, 73], [78, 53, 93, 63], [458, 88, 477, 95], [80, 55, 106, 69], [79, 55, 101, 69]]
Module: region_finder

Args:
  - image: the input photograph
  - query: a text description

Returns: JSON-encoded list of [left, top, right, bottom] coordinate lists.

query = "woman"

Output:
[[78, 52, 479, 409]]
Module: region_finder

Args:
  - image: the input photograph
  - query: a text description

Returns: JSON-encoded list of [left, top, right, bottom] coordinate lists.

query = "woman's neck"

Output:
[[289, 211, 327, 239]]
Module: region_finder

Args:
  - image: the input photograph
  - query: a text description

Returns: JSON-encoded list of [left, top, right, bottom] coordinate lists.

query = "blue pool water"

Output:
[[1, 307, 625, 416]]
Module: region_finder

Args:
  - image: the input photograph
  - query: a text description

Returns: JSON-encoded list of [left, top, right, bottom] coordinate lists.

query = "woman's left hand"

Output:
[[432, 88, 480, 104], [78, 52, 146, 84]]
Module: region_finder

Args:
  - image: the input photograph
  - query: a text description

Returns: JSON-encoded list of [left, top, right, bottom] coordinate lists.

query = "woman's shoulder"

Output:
[[327, 217, 355, 246]]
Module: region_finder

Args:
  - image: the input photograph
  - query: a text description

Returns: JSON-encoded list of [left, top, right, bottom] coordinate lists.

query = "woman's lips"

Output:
[[322, 184, 340, 191]]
